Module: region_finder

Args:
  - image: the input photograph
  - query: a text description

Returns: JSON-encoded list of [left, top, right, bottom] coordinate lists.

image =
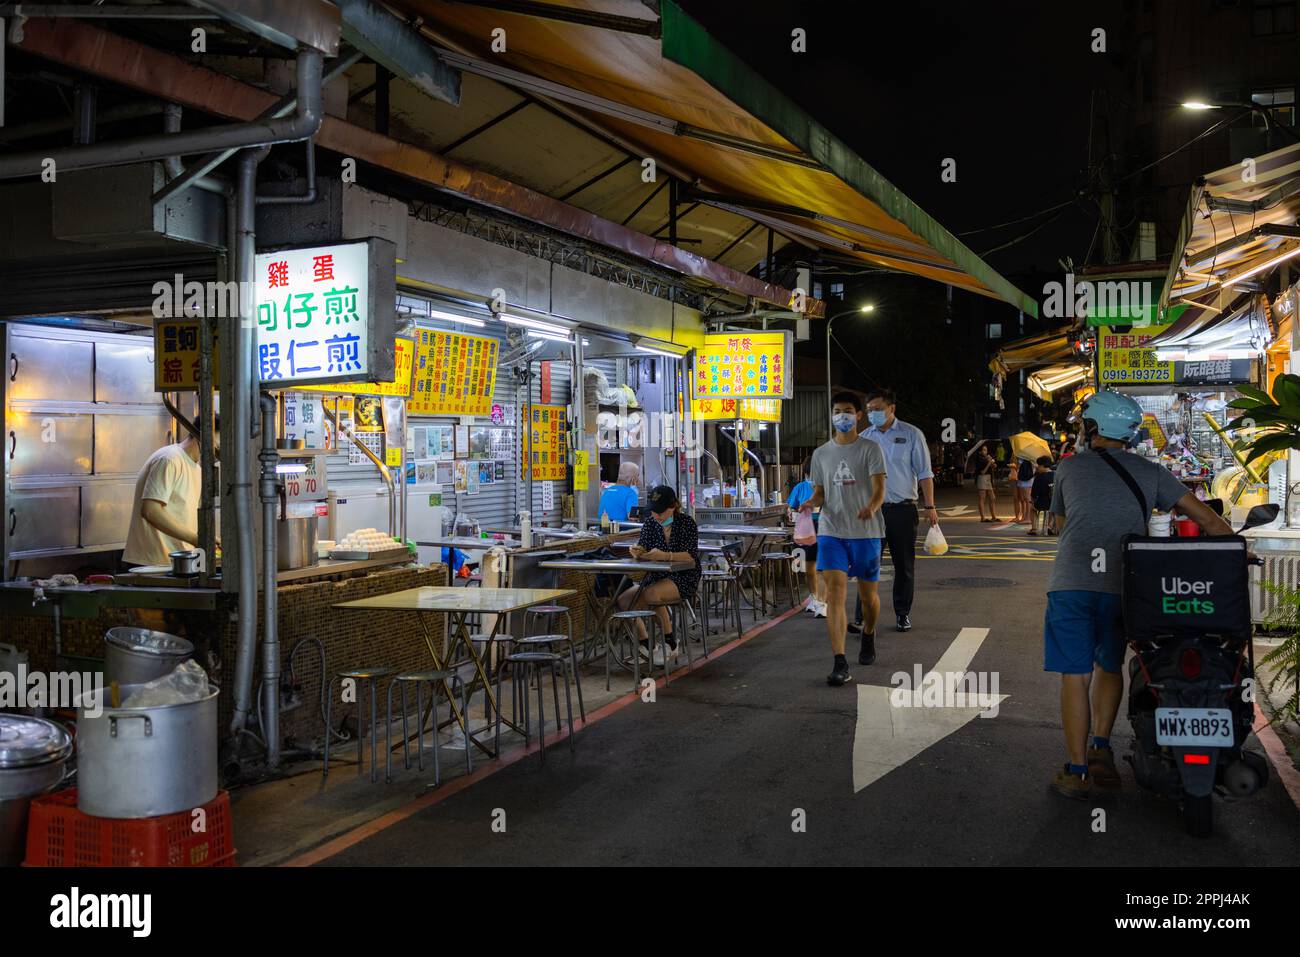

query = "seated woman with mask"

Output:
[[616, 485, 700, 665]]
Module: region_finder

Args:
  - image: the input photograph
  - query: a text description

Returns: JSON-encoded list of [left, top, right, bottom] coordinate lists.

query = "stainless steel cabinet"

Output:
[[82, 482, 136, 547], [95, 341, 157, 405], [8, 334, 94, 403], [7, 412, 93, 477], [7, 486, 80, 552], [94, 411, 170, 475]]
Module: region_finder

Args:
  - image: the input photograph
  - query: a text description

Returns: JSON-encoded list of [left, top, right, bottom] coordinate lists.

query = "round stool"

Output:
[[494, 650, 575, 764], [605, 609, 660, 691], [700, 569, 743, 644], [384, 670, 472, 786], [516, 632, 586, 722], [648, 598, 692, 680], [323, 665, 397, 782]]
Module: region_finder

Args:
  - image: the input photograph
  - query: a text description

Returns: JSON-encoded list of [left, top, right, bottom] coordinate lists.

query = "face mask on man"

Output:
[[832, 412, 857, 433], [867, 409, 888, 428]]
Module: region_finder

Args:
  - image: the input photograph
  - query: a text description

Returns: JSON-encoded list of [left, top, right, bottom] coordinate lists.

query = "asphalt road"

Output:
[[318, 503, 1300, 867]]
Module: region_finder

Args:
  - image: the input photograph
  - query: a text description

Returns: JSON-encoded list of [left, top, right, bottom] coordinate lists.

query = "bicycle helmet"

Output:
[[1080, 390, 1143, 445]]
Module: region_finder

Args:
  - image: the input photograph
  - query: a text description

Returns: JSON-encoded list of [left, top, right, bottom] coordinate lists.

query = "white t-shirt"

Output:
[[123, 444, 201, 566]]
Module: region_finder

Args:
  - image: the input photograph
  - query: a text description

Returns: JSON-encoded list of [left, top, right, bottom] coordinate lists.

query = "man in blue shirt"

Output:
[[597, 461, 641, 524], [858, 388, 937, 633]]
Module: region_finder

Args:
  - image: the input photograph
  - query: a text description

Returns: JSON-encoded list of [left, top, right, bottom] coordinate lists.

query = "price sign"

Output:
[[282, 456, 328, 503], [692, 330, 791, 399]]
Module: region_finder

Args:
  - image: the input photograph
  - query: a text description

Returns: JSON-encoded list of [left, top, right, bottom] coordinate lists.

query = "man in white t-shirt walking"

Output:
[[122, 426, 204, 568]]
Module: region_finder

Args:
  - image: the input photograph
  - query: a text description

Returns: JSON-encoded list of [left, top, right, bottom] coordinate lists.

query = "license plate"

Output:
[[1155, 708, 1234, 747]]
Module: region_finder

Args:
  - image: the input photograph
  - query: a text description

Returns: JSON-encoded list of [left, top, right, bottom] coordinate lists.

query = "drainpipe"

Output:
[[161, 103, 230, 196], [0, 47, 324, 180], [258, 392, 282, 768], [228, 146, 267, 740]]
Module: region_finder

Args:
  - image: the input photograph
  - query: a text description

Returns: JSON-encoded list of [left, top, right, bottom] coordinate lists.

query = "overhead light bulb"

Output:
[[427, 308, 486, 328]]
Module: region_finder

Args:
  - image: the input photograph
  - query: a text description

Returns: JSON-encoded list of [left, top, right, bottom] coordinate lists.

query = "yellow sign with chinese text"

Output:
[[154, 320, 218, 391], [573, 449, 590, 491], [522, 404, 568, 481], [692, 331, 790, 399], [410, 330, 499, 416], [1097, 324, 1174, 386], [298, 337, 415, 398], [690, 396, 783, 422]]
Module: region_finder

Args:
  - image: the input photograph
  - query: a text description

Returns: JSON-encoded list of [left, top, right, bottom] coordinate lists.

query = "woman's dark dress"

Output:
[[635, 513, 701, 600]]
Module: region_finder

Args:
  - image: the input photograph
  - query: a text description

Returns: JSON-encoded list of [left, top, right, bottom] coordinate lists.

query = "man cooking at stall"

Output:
[[122, 420, 206, 569]]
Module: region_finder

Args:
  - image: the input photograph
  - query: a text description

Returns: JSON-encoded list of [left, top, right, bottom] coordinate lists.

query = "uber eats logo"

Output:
[[1160, 577, 1214, 614]]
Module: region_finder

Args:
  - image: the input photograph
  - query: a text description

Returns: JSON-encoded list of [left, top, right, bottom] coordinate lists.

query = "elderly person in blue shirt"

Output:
[[597, 461, 641, 525], [855, 388, 937, 633]]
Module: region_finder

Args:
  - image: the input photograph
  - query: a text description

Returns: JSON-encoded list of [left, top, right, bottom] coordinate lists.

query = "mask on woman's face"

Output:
[[832, 412, 857, 433], [661, 516, 674, 527]]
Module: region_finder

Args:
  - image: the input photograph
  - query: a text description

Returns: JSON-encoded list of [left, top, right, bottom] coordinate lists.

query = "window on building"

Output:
[[1252, 86, 1296, 126], [986, 323, 1003, 339], [1252, 0, 1296, 35], [830, 282, 844, 299]]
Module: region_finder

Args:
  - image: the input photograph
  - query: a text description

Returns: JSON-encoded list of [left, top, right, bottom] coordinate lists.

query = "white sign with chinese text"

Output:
[[255, 242, 371, 386]]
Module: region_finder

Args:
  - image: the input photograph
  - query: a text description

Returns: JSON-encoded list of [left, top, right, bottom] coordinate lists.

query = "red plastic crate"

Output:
[[24, 789, 236, 868]]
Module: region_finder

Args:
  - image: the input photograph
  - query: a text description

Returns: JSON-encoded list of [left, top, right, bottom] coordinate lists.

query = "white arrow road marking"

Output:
[[852, 627, 1008, 793], [938, 505, 974, 517]]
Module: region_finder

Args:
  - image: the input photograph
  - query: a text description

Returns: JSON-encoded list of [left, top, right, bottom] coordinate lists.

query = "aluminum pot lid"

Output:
[[104, 627, 194, 656], [0, 715, 73, 768]]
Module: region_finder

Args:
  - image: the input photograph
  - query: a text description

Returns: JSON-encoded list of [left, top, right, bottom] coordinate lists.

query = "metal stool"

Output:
[[605, 609, 660, 691], [494, 650, 575, 764], [700, 569, 743, 645], [648, 599, 692, 679], [730, 560, 764, 621], [760, 551, 799, 610], [323, 665, 397, 782], [471, 632, 524, 721], [384, 670, 472, 786], [515, 632, 586, 722]]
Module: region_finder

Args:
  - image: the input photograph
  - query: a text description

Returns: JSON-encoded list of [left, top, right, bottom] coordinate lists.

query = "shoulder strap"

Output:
[[1096, 450, 1149, 524]]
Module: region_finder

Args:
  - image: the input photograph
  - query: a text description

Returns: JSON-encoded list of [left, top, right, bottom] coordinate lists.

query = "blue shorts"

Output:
[[816, 535, 882, 582], [1044, 590, 1126, 675]]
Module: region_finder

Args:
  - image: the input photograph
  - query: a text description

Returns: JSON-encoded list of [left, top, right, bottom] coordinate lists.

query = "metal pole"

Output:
[[572, 333, 587, 530], [257, 393, 281, 767], [826, 314, 834, 419], [774, 421, 782, 507]]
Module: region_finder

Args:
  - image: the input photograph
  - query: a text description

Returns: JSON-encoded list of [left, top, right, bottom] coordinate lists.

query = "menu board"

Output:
[[297, 337, 415, 398], [154, 319, 218, 391], [522, 403, 568, 481], [690, 396, 782, 422], [410, 329, 499, 416], [692, 330, 790, 399], [1097, 324, 1174, 386]]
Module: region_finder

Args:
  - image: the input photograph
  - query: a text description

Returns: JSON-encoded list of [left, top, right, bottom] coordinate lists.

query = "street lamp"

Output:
[[825, 303, 875, 419], [1180, 99, 1300, 145]]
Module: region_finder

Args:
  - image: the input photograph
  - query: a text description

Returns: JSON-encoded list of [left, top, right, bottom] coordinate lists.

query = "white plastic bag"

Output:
[[793, 509, 816, 543], [122, 659, 211, 708], [924, 524, 949, 556]]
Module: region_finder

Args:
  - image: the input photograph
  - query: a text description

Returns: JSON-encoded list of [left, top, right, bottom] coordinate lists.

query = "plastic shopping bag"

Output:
[[924, 524, 948, 556], [793, 509, 816, 544]]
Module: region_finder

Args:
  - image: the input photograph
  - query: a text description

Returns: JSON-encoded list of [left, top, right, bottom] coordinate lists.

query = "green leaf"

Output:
[[1227, 411, 1287, 430], [1237, 383, 1273, 405], [1227, 396, 1266, 410], [1244, 431, 1300, 463]]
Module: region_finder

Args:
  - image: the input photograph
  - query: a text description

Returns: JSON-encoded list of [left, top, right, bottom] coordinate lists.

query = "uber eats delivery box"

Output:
[[1121, 536, 1250, 641]]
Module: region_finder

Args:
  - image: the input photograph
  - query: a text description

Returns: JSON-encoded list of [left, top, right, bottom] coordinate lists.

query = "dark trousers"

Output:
[[855, 502, 919, 621]]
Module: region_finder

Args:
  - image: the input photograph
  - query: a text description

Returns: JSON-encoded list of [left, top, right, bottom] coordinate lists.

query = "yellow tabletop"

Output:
[[334, 586, 575, 614]]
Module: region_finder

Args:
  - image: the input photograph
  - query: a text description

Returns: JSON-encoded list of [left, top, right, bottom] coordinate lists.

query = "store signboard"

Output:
[[154, 319, 218, 391], [1097, 324, 1175, 386], [692, 331, 791, 399], [296, 337, 415, 398], [522, 403, 568, 481], [254, 237, 396, 388], [1174, 358, 1254, 385], [409, 329, 500, 416], [690, 396, 783, 422]]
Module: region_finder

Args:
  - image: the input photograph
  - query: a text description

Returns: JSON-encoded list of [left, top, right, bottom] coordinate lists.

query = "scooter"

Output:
[[1123, 509, 1274, 838]]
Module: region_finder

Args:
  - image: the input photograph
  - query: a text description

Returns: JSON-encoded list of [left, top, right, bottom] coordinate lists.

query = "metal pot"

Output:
[[0, 715, 73, 866], [104, 627, 194, 686], [277, 516, 318, 570], [169, 547, 205, 578], [75, 682, 219, 819]]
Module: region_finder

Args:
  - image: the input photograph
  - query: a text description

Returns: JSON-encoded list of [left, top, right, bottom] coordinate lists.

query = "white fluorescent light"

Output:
[[636, 344, 682, 360], [276, 464, 308, 474], [527, 329, 573, 343], [497, 312, 571, 335], [1181, 101, 1219, 110], [427, 308, 486, 328], [1216, 245, 1300, 287]]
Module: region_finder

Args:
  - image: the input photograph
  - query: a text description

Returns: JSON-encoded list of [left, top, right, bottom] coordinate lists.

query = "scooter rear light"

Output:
[[1178, 648, 1203, 679], [1183, 753, 1210, 765]]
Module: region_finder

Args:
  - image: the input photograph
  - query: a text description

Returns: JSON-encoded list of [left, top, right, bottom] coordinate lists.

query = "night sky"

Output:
[[680, 0, 1130, 276]]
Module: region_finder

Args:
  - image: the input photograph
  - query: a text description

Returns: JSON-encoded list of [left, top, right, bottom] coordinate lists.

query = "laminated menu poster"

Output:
[[522, 403, 568, 482], [409, 329, 499, 415]]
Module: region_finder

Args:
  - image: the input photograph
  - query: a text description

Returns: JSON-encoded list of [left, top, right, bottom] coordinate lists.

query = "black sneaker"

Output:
[[827, 657, 852, 686], [847, 620, 864, 635], [858, 632, 876, 666], [896, 614, 912, 632]]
